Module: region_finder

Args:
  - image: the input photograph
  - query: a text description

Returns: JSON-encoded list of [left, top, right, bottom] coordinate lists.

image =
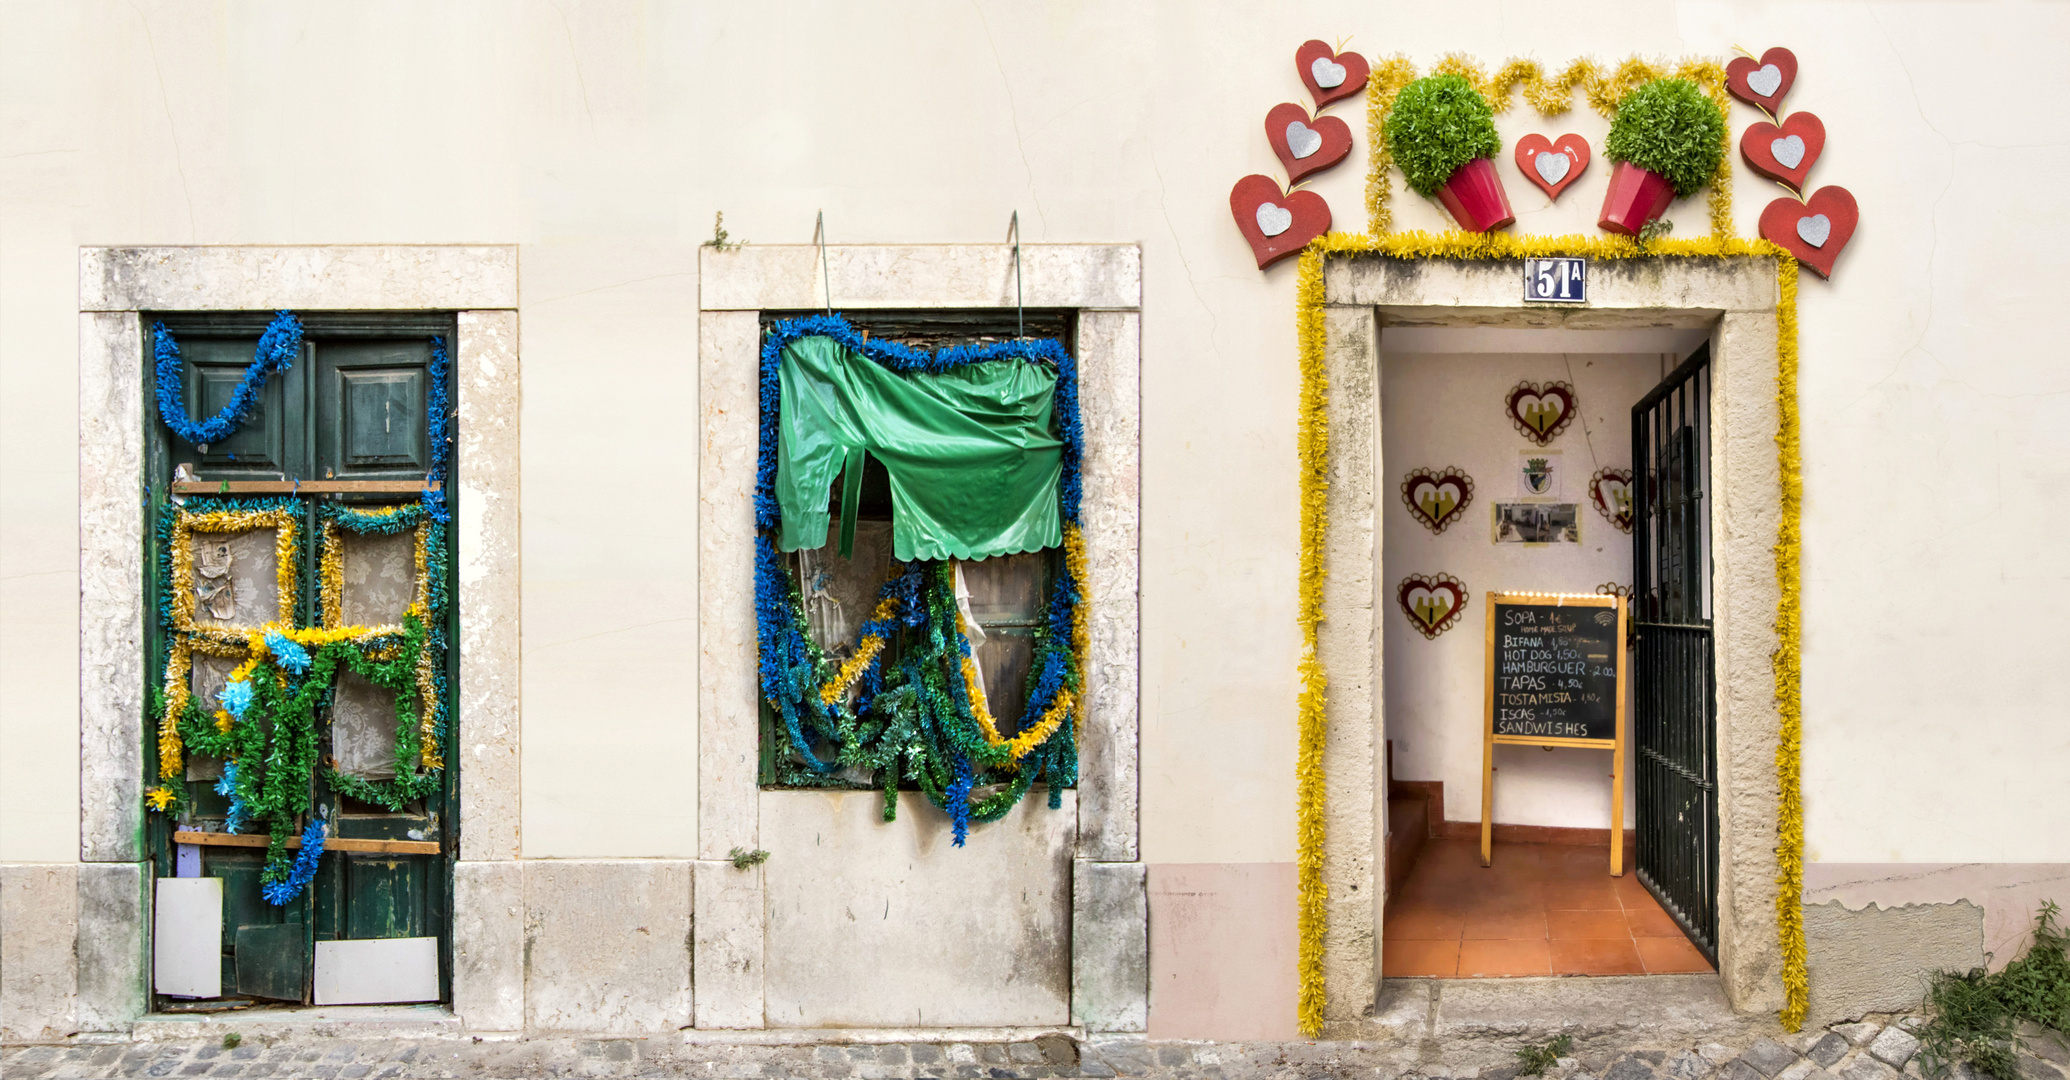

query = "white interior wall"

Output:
[[2, 2, 2068, 871], [1381, 339, 1668, 829]]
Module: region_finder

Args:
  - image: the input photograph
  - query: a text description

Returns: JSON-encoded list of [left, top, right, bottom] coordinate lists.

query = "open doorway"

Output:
[[1377, 326, 1715, 979]]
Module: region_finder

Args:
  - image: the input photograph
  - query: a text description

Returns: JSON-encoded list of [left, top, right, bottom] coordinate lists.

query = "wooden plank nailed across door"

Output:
[[169, 479, 442, 494], [173, 831, 440, 856]]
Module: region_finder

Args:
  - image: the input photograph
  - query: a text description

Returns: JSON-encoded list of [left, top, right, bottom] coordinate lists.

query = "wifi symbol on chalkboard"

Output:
[[1593, 611, 1615, 626]]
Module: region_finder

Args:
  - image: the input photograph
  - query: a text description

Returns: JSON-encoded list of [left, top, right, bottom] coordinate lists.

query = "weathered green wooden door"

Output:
[[145, 313, 456, 1006]]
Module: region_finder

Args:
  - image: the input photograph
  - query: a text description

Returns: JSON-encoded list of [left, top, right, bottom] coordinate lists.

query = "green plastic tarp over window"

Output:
[[775, 334, 1062, 561]]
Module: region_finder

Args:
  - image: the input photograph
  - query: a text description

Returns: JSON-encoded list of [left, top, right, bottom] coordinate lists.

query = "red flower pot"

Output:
[[1434, 157, 1515, 233], [1598, 161, 1677, 235]]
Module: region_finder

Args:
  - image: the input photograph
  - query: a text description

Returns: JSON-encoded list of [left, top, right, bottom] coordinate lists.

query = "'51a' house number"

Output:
[[1524, 257, 1587, 304]]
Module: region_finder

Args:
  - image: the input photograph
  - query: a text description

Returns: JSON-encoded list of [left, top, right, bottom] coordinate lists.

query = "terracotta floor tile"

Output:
[[1547, 908, 1632, 940], [1542, 881, 1622, 910], [1551, 937, 1646, 975], [1637, 935, 1716, 973], [1462, 909, 1548, 940], [1384, 905, 1466, 940], [1458, 938, 1552, 977], [1625, 903, 1687, 938], [1614, 874, 1658, 906], [1382, 938, 1461, 978]]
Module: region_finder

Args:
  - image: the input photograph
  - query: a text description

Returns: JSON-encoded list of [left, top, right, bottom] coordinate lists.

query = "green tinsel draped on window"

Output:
[[775, 334, 1062, 561]]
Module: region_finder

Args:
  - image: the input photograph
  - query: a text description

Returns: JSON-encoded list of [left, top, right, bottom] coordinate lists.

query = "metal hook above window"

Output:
[[1005, 210, 1024, 339], [813, 210, 833, 315]]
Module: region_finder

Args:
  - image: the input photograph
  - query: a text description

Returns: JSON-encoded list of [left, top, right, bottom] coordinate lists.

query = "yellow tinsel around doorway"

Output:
[[1292, 232, 1804, 1035]]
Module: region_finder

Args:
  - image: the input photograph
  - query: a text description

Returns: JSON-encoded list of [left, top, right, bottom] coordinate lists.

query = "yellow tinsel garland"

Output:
[[1291, 230, 1805, 1034], [1063, 523, 1092, 735], [1294, 246, 1332, 1036], [318, 514, 432, 635], [317, 512, 443, 768], [955, 610, 1074, 762], [156, 633, 251, 779], [1774, 257, 1807, 1031], [820, 594, 903, 706], [1364, 55, 1734, 240], [170, 507, 299, 637]]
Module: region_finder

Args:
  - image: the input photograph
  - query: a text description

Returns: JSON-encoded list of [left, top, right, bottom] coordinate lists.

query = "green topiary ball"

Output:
[[1384, 74, 1503, 197], [1603, 78, 1726, 197]]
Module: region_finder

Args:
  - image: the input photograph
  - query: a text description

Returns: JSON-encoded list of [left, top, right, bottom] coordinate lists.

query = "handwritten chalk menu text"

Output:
[[1491, 598, 1621, 743]]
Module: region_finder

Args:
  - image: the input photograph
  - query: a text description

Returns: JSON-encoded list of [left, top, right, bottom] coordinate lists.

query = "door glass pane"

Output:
[[797, 521, 895, 655], [961, 552, 1046, 623], [338, 529, 417, 628], [191, 528, 284, 631], [331, 671, 399, 782]]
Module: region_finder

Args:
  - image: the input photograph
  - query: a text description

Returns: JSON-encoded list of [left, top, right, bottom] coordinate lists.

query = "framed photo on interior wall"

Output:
[[1492, 501, 1581, 544]]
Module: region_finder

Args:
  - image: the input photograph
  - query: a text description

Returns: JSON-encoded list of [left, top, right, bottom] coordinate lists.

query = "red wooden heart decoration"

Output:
[[1505, 380, 1577, 445], [1230, 174, 1331, 270], [1398, 573, 1469, 640], [1514, 133, 1590, 201], [1589, 468, 1635, 534], [1740, 112, 1825, 193], [1760, 186, 1858, 279], [1726, 47, 1798, 115], [1296, 40, 1370, 111], [1400, 467, 1476, 534], [1267, 102, 1354, 185]]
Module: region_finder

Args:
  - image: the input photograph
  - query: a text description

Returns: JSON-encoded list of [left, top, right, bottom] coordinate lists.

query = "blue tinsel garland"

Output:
[[262, 816, 326, 906], [423, 336, 453, 524], [153, 312, 303, 447]]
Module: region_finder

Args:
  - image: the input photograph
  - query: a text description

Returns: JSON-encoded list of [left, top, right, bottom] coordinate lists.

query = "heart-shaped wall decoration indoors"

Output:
[[1266, 102, 1353, 185], [1295, 39, 1370, 110], [1505, 380, 1577, 445], [1398, 573, 1469, 640], [1726, 47, 1797, 114], [1400, 467, 1476, 534], [1760, 185, 1858, 279], [1589, 468, 1635, 534], [1739, 112, 1825, 192], [1229, 174, 1331, 269], [1513, 133, 1590, 201]]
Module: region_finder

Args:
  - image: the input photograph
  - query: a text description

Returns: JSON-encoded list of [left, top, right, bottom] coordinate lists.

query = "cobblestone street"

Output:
[[5, 1013, 2066, 1080]]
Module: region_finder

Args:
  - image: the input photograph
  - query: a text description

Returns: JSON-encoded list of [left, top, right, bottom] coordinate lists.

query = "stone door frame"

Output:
[[1312, 254, 1787, 1029], [694, 243, 1146, 1031], [74, 245, 522, 1029]]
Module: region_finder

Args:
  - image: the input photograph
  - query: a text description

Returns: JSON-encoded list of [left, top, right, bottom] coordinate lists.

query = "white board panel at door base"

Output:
[[313, 937, 440, 1004], [154, 877, 223, 998]]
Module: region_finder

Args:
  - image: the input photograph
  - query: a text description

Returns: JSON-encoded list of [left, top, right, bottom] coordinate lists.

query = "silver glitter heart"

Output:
[[1311, 56, 1347, 89], [1747, 63, 1783, 97], [1771, 134, 1805, 170], [1796, 213, 1831, 248], [1256, 202, 1293, 237], [1534, 151, 1570, 185], [1286, 121, 1323, 160]]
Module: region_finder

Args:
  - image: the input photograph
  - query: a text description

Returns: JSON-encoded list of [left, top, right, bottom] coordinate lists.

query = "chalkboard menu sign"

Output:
[[1478, 591, 1629, 872], [1485, 593, 1625, 745]]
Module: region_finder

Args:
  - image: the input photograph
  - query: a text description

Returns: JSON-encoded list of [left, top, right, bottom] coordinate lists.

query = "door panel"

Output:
[[317, 339, 435, 481], [148, 313, 456, 1009]]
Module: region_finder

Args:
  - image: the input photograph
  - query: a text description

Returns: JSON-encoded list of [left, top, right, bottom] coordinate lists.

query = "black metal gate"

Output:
[[1631, 344, 1719, 962]]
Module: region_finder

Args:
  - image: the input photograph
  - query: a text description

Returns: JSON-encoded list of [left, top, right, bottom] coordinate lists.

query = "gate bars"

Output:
[[1632, 345, 1720, 962]]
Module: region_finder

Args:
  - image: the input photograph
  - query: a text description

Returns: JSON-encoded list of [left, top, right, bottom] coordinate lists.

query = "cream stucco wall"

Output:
[[4, 0, 2070, 1020]]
